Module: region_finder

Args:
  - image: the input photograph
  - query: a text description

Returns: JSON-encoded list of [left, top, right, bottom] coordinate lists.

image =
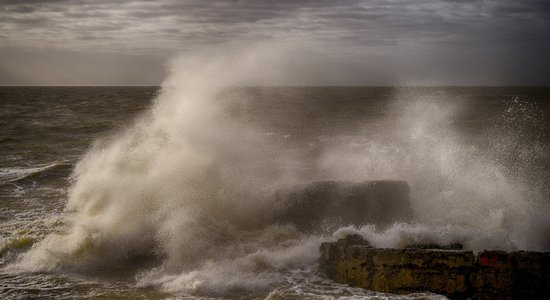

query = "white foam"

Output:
[[10, 43, 549, 297], [0, 162, 62, 183], [319, 95, 549, 251]]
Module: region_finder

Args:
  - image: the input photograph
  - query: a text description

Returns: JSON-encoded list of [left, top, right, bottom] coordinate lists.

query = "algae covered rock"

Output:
[[320, 235, 474, 299], [343, 247, 473, 299], [320, 235, 550, 299]]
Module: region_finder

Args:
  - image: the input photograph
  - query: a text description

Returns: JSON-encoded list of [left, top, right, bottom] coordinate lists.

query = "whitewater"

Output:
[[1, 45, 549, 299]]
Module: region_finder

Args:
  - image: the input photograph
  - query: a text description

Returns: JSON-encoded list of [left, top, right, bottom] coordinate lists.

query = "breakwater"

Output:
[[320, 235, 550, 299]]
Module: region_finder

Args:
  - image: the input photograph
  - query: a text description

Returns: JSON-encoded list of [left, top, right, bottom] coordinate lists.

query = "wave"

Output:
[[8, 43, 549, 298], [0, 162, 73, 185]]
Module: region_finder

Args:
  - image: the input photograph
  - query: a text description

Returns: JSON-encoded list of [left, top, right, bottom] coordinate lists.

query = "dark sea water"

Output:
[[0, 86, 549, 299]]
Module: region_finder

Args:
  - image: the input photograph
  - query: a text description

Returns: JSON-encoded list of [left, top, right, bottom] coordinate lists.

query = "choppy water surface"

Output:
[[0, 86, 548, 299]]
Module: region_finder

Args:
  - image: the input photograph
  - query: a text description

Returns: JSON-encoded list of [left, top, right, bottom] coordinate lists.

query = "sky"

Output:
[[0, 0, 549, 86]]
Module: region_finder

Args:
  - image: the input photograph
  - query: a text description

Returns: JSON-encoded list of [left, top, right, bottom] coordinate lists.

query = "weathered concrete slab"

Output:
[[320, 235, 550, 300], [273, 180, 411, 232]]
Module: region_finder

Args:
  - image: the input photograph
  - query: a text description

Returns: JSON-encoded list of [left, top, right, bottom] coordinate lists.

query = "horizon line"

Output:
[[1, 85, 550, 88]]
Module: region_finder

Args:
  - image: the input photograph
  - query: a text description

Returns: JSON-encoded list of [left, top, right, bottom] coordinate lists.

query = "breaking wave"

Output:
[[0, 162, 72, 185], [9, 43, 549, 297]]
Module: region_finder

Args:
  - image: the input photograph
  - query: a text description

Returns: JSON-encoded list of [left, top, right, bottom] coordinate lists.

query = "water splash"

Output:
[[9, 44, 549, 298]]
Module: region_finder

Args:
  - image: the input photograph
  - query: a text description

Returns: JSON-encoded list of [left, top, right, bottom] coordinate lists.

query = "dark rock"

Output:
[[320, 234, 371, 279], [405, 243, 464, 250], [273, 180, 411, 232], [471, 250, 550, 300]]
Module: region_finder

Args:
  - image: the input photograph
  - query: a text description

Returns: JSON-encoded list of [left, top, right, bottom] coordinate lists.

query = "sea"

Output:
[[0, 86, 549, 299]]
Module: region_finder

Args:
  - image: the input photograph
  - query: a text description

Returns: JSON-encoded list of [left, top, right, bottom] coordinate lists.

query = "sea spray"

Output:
[[11, 44, 334, 296], [317, 92, 549, 251], [9, 45, 549, 297]]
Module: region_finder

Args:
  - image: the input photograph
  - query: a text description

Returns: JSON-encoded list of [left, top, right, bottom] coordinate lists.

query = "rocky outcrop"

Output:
[[471, 250, 550, 300], [273, 180, 411, 232], [320, 235, 550, 299]]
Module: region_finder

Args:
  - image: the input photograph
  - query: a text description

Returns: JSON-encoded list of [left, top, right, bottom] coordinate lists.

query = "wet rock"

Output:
[[274, 180, 411, 232], [405, 243, 463, 250], [320, 235, 550, 299], [471, 250, 550, 300], [320, 234, 370, 279]]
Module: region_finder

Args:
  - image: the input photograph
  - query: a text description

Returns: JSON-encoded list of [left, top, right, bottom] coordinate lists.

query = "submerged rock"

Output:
[[320, 235, 550, 300], [273, 180, 411, 232]]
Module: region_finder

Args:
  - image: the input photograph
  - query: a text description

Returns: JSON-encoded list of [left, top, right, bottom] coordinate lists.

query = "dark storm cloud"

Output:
[[0, 0, 548, 85], [1, 0, 547, 49], [2, 5, 35, 13]]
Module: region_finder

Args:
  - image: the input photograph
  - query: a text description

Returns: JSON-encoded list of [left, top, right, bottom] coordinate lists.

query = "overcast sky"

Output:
[[0, 0, 549, 85]]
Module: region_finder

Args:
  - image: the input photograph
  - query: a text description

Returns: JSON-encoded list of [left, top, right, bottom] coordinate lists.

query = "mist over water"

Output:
[[325, 93, 549, 252], [5, 44, 549, 298]]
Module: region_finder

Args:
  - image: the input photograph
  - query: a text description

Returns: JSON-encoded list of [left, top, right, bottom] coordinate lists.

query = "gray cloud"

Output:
[[0, 0, 548, 85]]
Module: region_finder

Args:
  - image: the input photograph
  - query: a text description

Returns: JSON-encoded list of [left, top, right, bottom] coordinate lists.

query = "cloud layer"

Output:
[[1, 0, 549, 85]]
